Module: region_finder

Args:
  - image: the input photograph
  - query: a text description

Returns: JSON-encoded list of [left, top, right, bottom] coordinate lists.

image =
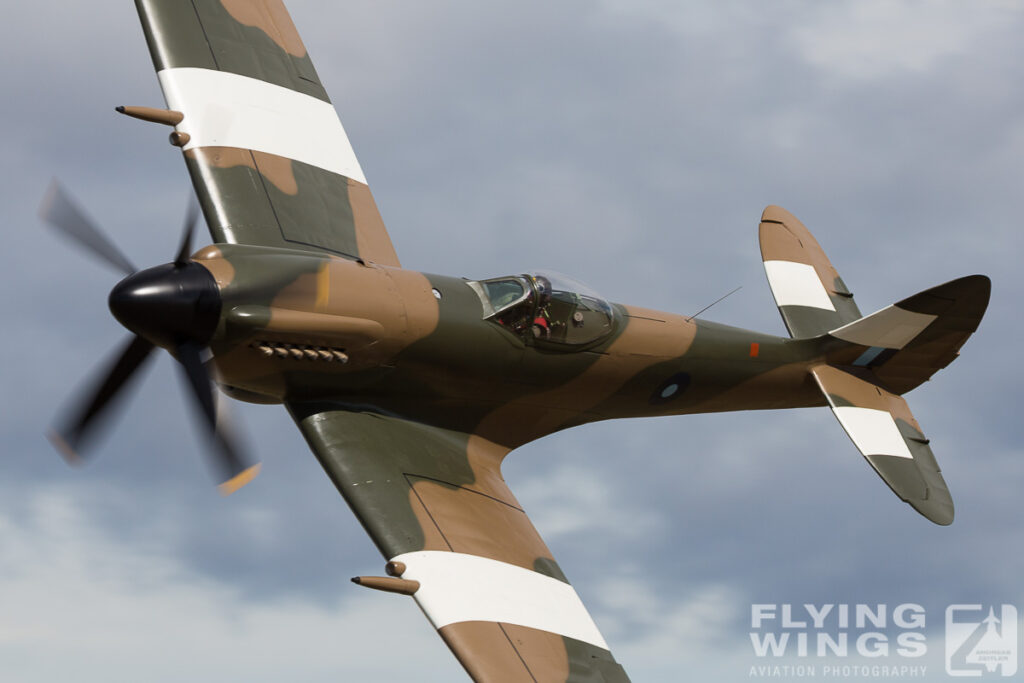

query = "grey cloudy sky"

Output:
[[1, 1, 1022, 681]]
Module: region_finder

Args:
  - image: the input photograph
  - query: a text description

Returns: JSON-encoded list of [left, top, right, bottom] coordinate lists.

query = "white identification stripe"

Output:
[[763, 261, 836, 311], [829, 305, 937, 349], [391, 551, 609, 650], [157, 67, 367, 184], [832, 407, 913, 459]]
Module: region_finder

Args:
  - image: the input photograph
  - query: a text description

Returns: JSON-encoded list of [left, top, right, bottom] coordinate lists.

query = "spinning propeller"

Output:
[[40, 181, 259, 494]]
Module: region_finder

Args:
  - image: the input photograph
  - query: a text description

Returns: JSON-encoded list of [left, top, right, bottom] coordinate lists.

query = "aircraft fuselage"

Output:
[[195, 243, 827, 448]]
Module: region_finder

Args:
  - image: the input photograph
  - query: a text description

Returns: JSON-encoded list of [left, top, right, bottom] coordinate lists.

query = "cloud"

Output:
[[597, 575, 744, 652], [0, 483, 463, 683], [512, 460, 668, 539], [788, 0, 1021, 81]]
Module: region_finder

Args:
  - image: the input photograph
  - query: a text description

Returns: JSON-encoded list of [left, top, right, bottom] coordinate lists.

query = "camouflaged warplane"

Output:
[[42, 1, 990, 681]]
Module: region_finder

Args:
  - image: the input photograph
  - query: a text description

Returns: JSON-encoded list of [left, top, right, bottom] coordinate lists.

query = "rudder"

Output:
[[826, 275, 991, 394]]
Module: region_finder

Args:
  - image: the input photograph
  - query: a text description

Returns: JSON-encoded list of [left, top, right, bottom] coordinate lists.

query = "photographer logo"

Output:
[[945, 605, 1017, 677]]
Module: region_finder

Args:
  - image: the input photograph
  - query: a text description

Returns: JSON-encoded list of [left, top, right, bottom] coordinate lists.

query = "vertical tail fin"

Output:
[[826, 275, 991, 394]]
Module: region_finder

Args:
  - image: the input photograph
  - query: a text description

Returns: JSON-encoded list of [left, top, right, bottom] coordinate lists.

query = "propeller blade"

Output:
[[176, 342, 260, 494], [177, 341, 217, 424], [173, 197, 200, 267], [40, 180, 136, 275], [49, 334, 156, 461]]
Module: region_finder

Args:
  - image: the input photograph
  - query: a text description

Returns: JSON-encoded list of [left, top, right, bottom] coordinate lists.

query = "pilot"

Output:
[[531, 276, 554, 340]]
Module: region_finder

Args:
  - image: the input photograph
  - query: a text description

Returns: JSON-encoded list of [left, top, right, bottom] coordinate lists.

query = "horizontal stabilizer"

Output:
[[760, 206, 861, 338], [811, 364, 953, 525]]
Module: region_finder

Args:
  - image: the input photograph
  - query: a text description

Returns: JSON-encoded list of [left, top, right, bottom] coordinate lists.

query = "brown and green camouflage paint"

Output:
[[858, 275, 989, 394], [811, 364, 953, 524], [191, 240, 848, 683], [760, 205, 861, 338], [136, 0, 327, 100], [138, 0, 400, 266], [183, 149, 399, 265], [187, 227, 987, 677], [439, 622, 627, 682]]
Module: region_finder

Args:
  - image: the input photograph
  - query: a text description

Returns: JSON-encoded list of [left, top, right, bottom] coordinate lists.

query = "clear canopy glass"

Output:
[[469, 270, 615, 347]]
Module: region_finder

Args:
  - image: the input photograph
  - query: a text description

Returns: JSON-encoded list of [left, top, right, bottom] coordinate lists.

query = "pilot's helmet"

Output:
[[534, 275, 553, 304]]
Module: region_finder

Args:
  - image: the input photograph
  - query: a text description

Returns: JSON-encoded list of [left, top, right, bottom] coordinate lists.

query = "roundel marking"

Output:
[[650, 372, 691, 405]]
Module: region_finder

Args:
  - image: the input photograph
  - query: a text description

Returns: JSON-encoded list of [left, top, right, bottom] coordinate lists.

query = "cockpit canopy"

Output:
[[468, 271, 615, 347]]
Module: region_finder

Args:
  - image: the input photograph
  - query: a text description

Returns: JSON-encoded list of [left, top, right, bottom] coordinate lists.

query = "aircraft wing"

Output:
[[134, 0, 400, 266], [287, 402, 630, 682]]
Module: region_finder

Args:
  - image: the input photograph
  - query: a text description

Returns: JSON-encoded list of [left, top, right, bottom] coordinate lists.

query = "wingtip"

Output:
[[218, 463, 262, 495], [908, 491, 954, 526], [760, 204, 794, 224], [916, 502, 954, 526]]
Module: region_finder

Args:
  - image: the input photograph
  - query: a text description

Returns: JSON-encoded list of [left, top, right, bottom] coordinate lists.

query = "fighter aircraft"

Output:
[[41, 1, 990, 681]]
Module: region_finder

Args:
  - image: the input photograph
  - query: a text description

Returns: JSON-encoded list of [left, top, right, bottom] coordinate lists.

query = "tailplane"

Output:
[[759, 205, 861, 338], [757, 205, 991, 524], [811, 364, 953, 524]]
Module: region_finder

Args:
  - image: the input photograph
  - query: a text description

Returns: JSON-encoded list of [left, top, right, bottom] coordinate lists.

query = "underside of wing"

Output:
[[134, 0, 400, 266], [287, 402, 630, 683]]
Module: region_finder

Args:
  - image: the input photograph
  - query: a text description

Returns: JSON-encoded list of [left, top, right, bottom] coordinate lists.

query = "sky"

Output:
[[1, 1, 1022, 681]]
